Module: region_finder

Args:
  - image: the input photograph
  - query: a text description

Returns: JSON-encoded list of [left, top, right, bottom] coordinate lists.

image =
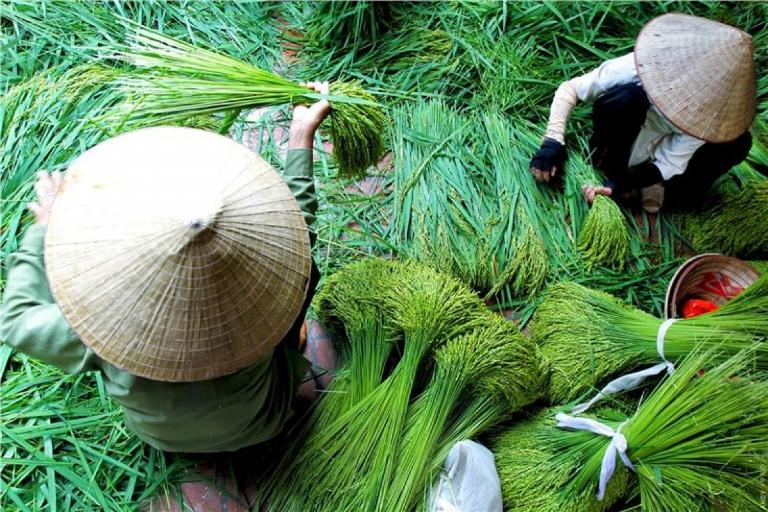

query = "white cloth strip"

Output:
[[572, 319, 678, 414], [656, 318, 677, 363], [555, 413, 635, 501]]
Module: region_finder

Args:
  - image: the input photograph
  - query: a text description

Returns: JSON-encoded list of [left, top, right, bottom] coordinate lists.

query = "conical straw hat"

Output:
[[635, 13, 755, 143], [45, 126, 312, 382]]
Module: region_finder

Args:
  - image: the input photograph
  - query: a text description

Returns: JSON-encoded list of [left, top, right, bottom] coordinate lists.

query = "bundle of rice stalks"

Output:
[[386, 313, 544, 511], [493, 349, 768, 511], [258, 259, 544, 511], [492, 407, 633, 512], [531, 277, 768, 403], [563, 142, 631, 270], [390, 102, 568, 299], [118, 27, 385, 177], [577, 195, 631, 270], [685, 180, 768, 258]]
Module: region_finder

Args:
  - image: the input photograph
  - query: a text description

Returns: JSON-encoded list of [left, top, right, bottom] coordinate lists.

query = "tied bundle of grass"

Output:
[[493, 349, 768, 511], [492, 407, 633, 512], [118, 27, 385, 177], [258, 259, 399, 511], [564, 349, 768, 511], [386, 313, 544, 511], [685, 180, 768, 257], [531, 277, 768, 403], [577, 195, 631, 270]]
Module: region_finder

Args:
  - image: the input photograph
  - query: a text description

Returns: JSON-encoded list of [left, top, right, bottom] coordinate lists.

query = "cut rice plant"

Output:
[[562, 349, 768, 511], [0, 352, 190, 510], [0, 63, 225, 289], [492, 407, 633, 512], [577, 195, 631, 270], [389, 102, 570, 299], [685, 180, 768, 258], [386, 312, 544, 511], [531, 277, 768, 403], [494, 349, 768, 511], [748, 260, 768, 275], [118, 27, 385, 177], [298, 1, 396, 53], [258, 259, 543, 511], [564, 142, 631, 270]]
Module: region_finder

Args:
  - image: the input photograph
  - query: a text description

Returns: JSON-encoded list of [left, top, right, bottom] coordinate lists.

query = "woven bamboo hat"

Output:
[[45, 126, 312, 382], [635, 13, 756, 143]]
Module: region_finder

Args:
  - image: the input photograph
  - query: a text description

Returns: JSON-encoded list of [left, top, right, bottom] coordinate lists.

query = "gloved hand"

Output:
[[530, 138, 567, 183]]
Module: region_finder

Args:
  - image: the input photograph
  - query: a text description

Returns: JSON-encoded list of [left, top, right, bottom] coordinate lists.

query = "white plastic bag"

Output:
[[428, 440, 503, 512]]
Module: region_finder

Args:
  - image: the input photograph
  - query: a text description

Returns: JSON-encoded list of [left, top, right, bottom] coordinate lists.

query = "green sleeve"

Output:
[[283, 149, 318, 230], [0, 224, 99, 374]]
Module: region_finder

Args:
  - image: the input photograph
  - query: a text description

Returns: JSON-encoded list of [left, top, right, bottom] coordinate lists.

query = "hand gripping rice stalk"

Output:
[[685, 180, 768, 257], [119, 27, 385, 177], [531, 277, 768, 403], [577, 195, 631, 269], [492, 349, 768, 512]]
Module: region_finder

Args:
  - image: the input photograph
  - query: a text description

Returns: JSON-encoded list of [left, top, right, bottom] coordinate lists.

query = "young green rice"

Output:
[[685, 180, 768, 258], [563, 349, 768, 511], [118, 27, 386, 177], [531, 277, 768, 403], [578, 195, 631, 270]]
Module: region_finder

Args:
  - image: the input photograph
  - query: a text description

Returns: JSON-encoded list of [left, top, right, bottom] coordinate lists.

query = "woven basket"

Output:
[[664, 254, 762, 318]]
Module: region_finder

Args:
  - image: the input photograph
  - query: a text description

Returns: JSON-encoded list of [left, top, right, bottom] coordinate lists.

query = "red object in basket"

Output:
[[680, 298, 719, 318]]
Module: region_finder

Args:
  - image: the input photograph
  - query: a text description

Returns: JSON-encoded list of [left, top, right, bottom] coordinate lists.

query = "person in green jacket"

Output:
[[0, 82, 336, 453]]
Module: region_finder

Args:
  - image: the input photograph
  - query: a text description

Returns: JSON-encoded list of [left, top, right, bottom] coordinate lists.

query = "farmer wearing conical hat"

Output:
[[0, 83, 336, 453], [530, 13, 755, 212]]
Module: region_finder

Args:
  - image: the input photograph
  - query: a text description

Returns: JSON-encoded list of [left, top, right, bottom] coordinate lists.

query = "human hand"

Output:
[[530, 138, 567, 184], [28, 170, 63, 225], [289, 81, 331, 149], [581, 184, 613, 204]]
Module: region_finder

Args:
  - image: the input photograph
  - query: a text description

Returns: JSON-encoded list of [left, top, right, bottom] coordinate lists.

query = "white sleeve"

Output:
[[653, 133, 707, 180], [571, 53, 640, 103]]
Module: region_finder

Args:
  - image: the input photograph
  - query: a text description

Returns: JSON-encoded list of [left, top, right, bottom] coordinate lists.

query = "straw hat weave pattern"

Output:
[[635, 13, 756, 143], [45, 127, 311, 382]]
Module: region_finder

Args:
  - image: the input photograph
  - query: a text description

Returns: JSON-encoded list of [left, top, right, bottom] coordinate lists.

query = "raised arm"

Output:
[[283, 81, 331, 232]]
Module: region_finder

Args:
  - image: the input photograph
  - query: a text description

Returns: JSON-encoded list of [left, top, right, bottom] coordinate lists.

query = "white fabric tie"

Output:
[[572, 319, 678, 414], [555, 413, 635, 501]]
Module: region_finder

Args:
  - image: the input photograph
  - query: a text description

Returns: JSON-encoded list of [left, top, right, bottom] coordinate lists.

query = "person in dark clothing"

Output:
[[530, 13, 756, 212]]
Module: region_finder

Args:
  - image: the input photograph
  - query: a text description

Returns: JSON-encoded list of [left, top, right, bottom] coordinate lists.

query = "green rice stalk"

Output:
[[326, 80, 386, 177], [502, 221, 550, 297], [531, 277, 768, 403], [685, 181, 768, 257], [384, 313, 544, 510], [491, 407, 632, 512], [748, 260, 768, 275], [298, 1, 396, 54], [118, 27, 385, 177], [259, 261, 487, 511], [564, 349, 768, 511], [257, 259, 399, 511], [578, 195, 631, 269]]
